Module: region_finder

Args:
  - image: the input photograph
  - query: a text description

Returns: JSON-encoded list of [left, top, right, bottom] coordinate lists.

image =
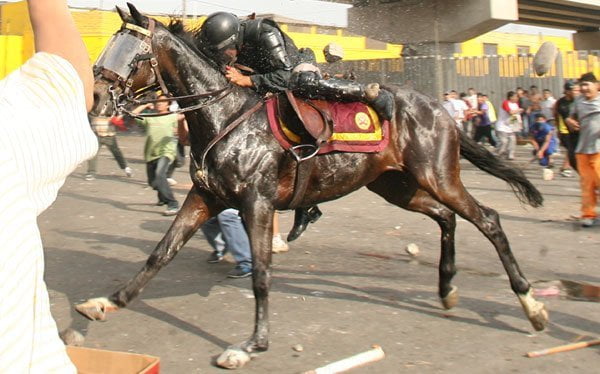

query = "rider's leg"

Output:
[[290, 71, 394, 120], [287, 206, 323, 242]]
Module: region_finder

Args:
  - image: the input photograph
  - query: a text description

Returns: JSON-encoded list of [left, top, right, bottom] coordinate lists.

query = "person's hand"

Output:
[[566, 118, 580, 131], [225, 66, 253, 87], [537, 150, 544, 159]]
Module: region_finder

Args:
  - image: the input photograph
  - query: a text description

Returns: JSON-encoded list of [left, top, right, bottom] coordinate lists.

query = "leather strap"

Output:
[[288, 156, 315, 209], [283, 90, 333, 209], [200, 100, 265, 170]]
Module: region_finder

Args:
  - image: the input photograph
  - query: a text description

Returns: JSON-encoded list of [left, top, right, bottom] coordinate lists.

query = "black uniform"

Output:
[[235, 19, 302, 95], [198, 13, 392, 120]]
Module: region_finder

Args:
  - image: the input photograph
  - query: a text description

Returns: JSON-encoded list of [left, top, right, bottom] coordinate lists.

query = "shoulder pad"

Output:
[[242, 19, 263, 45]]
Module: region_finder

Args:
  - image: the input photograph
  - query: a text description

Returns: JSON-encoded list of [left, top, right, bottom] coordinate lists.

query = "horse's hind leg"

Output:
[[408, 194, 459, 309], [75, 187, 222, 321], [414, 172, 548, 331], [367, 172, 459, 309]]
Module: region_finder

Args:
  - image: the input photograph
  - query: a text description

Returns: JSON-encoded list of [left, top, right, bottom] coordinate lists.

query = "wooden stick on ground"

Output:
[[304, 345, 385, 374], [526, 339, 600, 358]]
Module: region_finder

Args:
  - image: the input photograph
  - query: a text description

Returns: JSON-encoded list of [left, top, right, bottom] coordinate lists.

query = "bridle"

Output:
[[95, 19, 233, 117], [95, 17, 266, 185]]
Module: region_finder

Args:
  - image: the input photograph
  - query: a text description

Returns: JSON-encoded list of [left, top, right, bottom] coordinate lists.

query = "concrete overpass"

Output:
[[334, 0, 599, 52]]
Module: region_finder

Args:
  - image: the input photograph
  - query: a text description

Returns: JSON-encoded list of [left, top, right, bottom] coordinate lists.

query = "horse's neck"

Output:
[[158, 34, 234, 129]]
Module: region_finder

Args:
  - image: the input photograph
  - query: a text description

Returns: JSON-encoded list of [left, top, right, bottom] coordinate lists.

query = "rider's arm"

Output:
[[246, 21, 294, 94], [225, 66, 253, 88], [249, 70, 291, 94], [28, 0, 93, 111]]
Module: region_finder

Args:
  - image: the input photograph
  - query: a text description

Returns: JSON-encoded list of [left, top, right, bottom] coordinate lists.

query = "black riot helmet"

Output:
[[199, 12, 241, 52]]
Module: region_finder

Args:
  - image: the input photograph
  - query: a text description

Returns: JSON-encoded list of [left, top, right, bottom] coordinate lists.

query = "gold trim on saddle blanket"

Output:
[[279, 105, 382, 143]]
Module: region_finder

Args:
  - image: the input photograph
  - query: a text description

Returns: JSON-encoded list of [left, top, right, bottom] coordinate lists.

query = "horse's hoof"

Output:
[[74, 297, 118, 321], [518, 289, 549, 331], [441, 286, 459, 310], [528, 304, 549, 331], [59, 328, 85, 346], [216, 346, 251, 369]]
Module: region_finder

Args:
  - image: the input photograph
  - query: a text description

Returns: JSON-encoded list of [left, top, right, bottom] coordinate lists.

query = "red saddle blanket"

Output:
[[266, 96, 390, 154]]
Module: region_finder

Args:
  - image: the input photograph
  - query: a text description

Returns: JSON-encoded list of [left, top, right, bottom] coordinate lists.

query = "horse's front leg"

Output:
[[217, 200, 274, 369], [75, 187, 222, 321]]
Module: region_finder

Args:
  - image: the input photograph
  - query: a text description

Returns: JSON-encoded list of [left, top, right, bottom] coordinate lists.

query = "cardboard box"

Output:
[[66, 346, 160, 374]]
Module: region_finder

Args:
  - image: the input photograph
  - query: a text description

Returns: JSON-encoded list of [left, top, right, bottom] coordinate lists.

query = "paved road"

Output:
[[41, 134, 599, 373]]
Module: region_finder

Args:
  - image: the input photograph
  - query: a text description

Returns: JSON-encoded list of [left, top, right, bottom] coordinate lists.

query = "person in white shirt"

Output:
[[540, 89, 557, 125], [0, 1, 97, 371], [457, 92, 474, 133], [495, 91, 524, 160], [442, 92, 460, 129]]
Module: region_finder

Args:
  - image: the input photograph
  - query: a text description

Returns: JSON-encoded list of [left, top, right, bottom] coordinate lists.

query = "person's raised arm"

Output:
[[131, 103, 153, 115], [27, 0, 93, 110]]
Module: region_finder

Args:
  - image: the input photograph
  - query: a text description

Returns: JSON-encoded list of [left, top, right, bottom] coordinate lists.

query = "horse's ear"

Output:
[[115, 6, 133, 23], [127, 2, 147, 27]]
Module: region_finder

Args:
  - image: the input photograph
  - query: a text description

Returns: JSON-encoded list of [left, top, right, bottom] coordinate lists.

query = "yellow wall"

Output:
[[459, 31, 574, 56], [0, 1, 31, 35], [0, 35, 24, 76], [285, 31, 402, 63]]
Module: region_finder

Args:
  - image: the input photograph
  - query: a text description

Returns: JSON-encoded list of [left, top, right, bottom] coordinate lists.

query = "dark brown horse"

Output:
[[77, 4, 548, 369]]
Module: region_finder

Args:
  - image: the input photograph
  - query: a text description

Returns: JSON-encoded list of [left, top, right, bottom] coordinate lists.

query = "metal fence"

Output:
[[324, 50, 600, 107]]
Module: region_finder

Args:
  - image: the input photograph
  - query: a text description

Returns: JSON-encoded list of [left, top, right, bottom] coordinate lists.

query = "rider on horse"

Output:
[[197, 12, 394, 241]]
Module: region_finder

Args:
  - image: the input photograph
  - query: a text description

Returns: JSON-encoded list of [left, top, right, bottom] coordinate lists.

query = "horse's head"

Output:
[[90, 3, 165, 117]]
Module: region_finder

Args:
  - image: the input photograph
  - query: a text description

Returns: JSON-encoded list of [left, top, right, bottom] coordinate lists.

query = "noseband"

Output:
[[96, 19, 233, 117]]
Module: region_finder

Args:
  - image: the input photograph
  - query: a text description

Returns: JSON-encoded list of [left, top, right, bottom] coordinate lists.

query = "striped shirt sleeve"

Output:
[[0, 52, 98, 214], [0, 52, 94, 372]]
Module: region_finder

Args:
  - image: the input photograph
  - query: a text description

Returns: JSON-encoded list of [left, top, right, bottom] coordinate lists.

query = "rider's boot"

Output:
[[290, 71, 394, 120], [287, 206, 323, 242], [364, 83, 395, 121]]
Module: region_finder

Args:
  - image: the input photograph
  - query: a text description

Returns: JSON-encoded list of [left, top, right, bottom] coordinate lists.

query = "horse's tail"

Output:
[[459, 131, 543, 207]]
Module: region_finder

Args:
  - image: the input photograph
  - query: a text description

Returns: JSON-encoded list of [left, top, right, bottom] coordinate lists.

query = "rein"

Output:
[[119, 85, 234, 118]]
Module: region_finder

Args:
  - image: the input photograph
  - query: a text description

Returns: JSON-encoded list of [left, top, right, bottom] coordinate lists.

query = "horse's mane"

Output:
[[166, 19, 221, 71], [167, 19, 201, 50]]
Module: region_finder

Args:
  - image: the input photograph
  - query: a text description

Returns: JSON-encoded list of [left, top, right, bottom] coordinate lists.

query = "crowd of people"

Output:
[[443, 76, 599, 227]]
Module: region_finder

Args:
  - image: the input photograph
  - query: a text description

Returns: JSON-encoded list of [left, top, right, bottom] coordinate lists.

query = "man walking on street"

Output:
[[133, 95, 182, 216], [567, 73, 600, 227]]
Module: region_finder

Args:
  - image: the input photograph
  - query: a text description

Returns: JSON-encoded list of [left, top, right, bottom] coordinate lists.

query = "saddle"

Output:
[[283, 90, 334, 152], [267, 91, 390, 209], [270, 91, 389, 155]]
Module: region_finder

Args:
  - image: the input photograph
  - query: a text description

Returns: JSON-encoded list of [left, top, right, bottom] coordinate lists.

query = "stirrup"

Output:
[[289, 144, 319, 162]]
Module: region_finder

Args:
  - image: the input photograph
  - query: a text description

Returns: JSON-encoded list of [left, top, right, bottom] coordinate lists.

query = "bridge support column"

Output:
[[574, 30, 600, 51]]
